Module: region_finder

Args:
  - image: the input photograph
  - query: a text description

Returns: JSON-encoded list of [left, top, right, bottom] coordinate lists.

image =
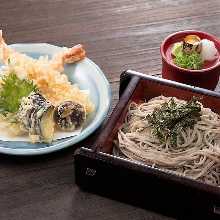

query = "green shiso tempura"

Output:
[[0, 72, 37, 115]]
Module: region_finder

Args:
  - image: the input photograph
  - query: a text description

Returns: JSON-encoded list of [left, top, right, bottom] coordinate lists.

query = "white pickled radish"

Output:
[[201, 39, 218, 61]]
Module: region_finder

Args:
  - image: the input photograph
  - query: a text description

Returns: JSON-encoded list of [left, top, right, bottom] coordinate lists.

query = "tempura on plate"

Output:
[[0, 30, 94, 143]]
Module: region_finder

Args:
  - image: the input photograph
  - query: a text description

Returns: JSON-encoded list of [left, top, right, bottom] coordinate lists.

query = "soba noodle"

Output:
[[116, 96, 220, 186]]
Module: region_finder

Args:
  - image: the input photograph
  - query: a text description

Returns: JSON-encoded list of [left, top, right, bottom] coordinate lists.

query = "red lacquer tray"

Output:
[[74, 70, 220, 219]]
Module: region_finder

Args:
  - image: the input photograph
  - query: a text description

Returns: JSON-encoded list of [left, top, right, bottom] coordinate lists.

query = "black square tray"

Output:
[[74, 70, 220, 219]]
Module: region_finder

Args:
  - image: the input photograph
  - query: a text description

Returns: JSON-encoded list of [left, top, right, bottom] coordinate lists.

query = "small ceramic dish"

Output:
[[160, 30, 220, 90]]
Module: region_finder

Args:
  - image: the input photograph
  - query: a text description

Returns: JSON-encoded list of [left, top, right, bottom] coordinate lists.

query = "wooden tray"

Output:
[[74, 70, 220, 219]]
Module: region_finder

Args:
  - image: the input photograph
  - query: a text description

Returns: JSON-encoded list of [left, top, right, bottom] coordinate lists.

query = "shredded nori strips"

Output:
[[146, 97, 201, 146]]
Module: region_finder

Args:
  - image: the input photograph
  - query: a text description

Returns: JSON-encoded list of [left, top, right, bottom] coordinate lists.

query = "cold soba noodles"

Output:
[[115, 96, 220, 186]]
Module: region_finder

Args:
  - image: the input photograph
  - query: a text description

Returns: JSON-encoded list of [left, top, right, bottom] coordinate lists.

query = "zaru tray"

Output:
[[74, 70, 220, 219]]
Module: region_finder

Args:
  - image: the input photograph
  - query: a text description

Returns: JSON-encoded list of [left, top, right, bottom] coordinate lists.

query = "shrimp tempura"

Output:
[[0, 30, 93, 114]]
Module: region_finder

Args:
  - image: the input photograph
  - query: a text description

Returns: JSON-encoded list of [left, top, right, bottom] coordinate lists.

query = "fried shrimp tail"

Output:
[[0, 30, 12, 64], [63, 44, 86, 63], [50, 44, 86, 72], [0, 30, 30, 66]]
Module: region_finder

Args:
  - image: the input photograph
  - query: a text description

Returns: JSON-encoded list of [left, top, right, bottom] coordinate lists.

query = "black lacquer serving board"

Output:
[[74, 70, 220, 219]]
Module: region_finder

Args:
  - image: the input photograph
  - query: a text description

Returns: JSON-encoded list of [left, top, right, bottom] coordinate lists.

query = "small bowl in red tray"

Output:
[[160, 30, 220, 90], [74, 70, 220, 219]]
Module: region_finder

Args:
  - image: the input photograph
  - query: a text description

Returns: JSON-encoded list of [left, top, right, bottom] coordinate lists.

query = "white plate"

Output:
[[0, 43, 111, 155]]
